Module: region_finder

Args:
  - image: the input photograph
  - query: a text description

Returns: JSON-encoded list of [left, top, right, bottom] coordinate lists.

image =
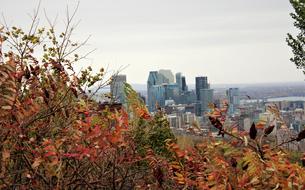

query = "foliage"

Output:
[[287, 0, 305, 74], [0, 10, 305, 189], [0, 11, 152, 189], [146, 101, 305, 189], [124, 83, 176, 157]]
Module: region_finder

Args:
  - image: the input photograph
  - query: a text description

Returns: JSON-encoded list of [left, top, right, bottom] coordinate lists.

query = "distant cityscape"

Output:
[[108, 70, 305, 151]]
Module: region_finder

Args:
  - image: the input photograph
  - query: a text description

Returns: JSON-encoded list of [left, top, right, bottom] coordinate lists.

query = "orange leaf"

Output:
[[256, 122, 265, 129], [32, 157, 43, 169]]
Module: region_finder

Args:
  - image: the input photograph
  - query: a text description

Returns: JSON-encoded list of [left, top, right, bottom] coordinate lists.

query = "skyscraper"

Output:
[[226, 88, 240, 116], [200, 88, 214, 113], [147, 71, 160, 112], [110, 75, 127, 104], [147, 71, 176, 112], [164, 83, 179, 101], [150, 85, 166, 110], [195, 76, 213, 115], [147, 71, 169, 88], [159, 69, 174, 83], [178, 90, 196, 105], [181, 76, 188, 92], [195, 76, 209, 101], [175, 72, 183, 93], [147, 71, 213, 114]]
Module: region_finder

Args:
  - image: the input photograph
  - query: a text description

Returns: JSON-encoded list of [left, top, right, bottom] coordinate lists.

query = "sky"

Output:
[[1, 0, 305, 84]]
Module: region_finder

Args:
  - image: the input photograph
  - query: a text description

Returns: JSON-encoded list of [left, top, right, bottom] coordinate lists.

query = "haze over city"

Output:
[[2, 0, 305, 84]]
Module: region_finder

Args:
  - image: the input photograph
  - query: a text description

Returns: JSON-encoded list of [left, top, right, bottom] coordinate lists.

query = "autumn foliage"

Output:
[[0, 13, 305, 189]]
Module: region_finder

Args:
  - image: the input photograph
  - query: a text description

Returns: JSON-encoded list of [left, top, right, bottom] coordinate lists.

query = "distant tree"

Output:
[[287, 0, 305, 74]]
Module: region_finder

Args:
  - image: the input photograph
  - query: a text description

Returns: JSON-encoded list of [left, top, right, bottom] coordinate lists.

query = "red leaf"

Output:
[[44, 151, 56, 157], [62, 153, 79, 158]]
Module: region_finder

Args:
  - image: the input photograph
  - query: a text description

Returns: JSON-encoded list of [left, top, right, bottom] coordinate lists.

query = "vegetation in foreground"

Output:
[[0, 2, 305, 189]]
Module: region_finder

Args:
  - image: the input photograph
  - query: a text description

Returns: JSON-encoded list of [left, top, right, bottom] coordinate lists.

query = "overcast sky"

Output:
[[2, 0, 305, 84]]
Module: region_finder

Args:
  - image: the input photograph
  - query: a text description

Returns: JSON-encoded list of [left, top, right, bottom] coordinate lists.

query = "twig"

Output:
[[271, 138, 297, 150]]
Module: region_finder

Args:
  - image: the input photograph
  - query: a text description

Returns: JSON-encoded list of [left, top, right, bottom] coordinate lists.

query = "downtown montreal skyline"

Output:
[[2, 0, 305, 84]]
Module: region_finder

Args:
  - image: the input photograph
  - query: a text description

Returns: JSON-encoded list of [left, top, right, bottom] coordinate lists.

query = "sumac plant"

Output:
[[145, 102, 305, 189], [0, 10, 167, 189], [0, 9, 305, 190]]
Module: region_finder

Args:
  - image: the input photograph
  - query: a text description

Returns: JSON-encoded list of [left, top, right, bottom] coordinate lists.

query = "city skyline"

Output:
[[2, 0, 305, 84], [146, 69, 213, 115]]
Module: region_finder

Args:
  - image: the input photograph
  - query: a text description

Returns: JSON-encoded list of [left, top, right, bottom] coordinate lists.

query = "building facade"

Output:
[[195, 76, 209, 101], [200, 88, 214, 113], [195, 76, 213, 115], [175, 72, 183, 93], [226, 88, 240, 116], [181, 76, 188, 92], [159, 69, 175, 83], [110, 75, 127, 104]]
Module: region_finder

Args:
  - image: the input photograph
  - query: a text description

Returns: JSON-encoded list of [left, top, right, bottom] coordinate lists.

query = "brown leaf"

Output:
[[230, 158, 237, 168], [70, 87, 78, 98], [242, 162, 249, 171], [264, 125, 275, 136], [43, 88, 50, 99], [154, 166, 164, 187], [25, 66, 31, 79], [249, 122, 257, 140], [209, 116, 222, 130], [296, 129, 305, 142]]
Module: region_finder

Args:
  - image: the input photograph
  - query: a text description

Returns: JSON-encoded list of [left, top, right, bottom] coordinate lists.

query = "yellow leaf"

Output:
[[32, 157, 43, 169], [1, 105, 12, 110], [272, 183, 280, 190], [2, 149, 10, 161], [174, 172, 183, 178], [171, 164, 181, 170], [79, 99, 86, 107], [243, 136, 248, 147], [250, 177, 259, 185]]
